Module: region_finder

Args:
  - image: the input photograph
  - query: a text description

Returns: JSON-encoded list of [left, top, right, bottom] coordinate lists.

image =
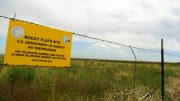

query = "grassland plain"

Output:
[[0, 57, 180, 101]]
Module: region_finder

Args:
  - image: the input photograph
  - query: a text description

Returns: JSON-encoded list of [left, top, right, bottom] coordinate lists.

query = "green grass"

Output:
[[0, 57, 179, 101], [0, 56, 3, 64]]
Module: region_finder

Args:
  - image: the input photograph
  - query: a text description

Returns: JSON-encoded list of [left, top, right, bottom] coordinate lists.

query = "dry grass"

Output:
[[166, 77, 180, 100], [102, 86, 161, 101], [114, 70, 132, 78]]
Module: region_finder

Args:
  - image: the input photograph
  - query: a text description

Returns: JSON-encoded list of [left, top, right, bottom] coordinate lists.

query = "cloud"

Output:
[[90, 43, 111, 50], [0, 0, 180, 60], [0, 18, 9, 37]]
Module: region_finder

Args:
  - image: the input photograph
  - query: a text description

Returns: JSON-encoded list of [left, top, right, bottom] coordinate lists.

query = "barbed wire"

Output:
[[0, 15, 180, 58]]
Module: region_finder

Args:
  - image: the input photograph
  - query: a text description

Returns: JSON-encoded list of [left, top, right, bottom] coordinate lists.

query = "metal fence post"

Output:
[[129, 46, 137, 90], [13, 13, 16, 20], [161, 39, 164, 101], [129, 46, 137, 100], [52, 70, 55, 101]]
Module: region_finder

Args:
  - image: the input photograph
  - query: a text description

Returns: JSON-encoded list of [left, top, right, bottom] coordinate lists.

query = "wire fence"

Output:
[[0, 15, 180, 101]]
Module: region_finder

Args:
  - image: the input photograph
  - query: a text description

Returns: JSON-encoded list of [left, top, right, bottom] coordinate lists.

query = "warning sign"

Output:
[[4, 19, 72, 67]]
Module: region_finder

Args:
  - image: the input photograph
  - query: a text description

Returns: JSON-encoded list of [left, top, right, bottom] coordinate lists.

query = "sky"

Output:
[[0, 0, 180, 62]]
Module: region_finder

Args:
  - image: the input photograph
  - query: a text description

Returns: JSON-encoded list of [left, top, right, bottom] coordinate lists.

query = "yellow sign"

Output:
[[4, 19, 72, 67]]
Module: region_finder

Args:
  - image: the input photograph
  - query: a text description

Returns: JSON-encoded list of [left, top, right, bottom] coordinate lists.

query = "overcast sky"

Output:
[[0, 0, 180, 62]]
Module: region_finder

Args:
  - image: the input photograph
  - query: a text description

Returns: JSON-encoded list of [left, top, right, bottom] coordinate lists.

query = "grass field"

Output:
[[0, 57, 180, 101]]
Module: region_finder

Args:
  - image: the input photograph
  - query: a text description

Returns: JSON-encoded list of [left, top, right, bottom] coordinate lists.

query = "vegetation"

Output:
[[0, 55, 3, 64], [0, 57, 180, 101]]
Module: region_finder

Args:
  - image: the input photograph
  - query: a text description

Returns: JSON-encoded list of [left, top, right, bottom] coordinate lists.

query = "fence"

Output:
[[0, 15, 180, 101]]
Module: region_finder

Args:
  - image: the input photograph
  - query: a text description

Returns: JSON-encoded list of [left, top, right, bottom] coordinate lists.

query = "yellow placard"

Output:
[[4, 19, 72, 67]]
